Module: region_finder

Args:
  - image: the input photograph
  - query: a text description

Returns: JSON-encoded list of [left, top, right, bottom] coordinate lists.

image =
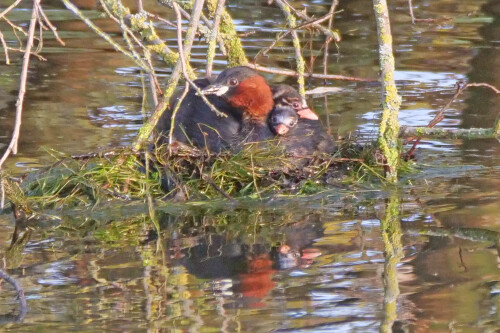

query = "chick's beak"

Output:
[[297, 108, 319, 120], [275, 124, 290, 135], [201, 84, 229, 96]]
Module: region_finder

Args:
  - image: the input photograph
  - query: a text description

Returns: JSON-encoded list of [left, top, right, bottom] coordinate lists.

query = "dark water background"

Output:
[[2, 0, 500, 331]]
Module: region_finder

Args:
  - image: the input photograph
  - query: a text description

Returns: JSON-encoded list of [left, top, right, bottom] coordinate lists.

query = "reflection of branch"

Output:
[[0, 0, 40, 169], [0, 268, 28, 323], [380, 194, 403, 333]]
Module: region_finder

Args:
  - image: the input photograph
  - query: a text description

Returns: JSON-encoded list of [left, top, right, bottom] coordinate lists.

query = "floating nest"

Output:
[[1, 140, 374, 217]]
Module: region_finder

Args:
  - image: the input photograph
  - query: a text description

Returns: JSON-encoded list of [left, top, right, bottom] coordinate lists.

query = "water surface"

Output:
[[1, 0, 500, 331]]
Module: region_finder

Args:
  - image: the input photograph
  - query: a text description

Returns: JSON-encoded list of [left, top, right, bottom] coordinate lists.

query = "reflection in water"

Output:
[[3, 0, 500, 331], [380, 195, 403, 333]]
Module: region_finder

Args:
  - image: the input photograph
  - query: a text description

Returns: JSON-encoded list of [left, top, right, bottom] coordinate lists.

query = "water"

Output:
[[2, 0, 500, 331]]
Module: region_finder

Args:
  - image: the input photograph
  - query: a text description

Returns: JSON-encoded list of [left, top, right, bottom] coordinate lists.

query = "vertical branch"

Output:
[[0, 30, 10, 64], [380, 194, 403, 333], [275, 0, 306, 96], [206, 0, 247, 67], [0, 0, 40, 169], [408, 0, 415, 24], [206, 0, 226, 77], [373, 0, 401, 182], [134, 0, 205, 150], [323, 0, 339, 133]]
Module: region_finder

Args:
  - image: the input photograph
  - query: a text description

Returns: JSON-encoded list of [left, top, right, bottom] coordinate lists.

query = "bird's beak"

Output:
[[201, 84, 229, 96], [297, 108, 319, 120], [274, 124, 290, 135]]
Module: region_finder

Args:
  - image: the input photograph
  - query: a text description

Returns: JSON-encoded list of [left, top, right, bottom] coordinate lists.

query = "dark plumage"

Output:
[[269, 85, 336, 156], [155, 78, 242, 152]]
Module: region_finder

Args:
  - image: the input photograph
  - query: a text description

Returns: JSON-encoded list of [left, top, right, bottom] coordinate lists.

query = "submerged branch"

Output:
[[0, 268, 28, 323]]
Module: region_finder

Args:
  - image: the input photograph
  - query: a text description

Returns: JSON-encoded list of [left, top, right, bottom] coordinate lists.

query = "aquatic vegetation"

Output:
[[0, 140, 397, 216]]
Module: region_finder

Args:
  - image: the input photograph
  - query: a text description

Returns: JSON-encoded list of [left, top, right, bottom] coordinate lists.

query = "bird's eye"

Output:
[[292, 102, 301, 109], [289, 120, 296, 127], [229, 78, 239, 86], [271, 116, 278, 123]]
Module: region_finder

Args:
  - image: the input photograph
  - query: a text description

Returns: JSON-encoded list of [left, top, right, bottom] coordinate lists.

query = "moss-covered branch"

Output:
[[206, 0, 247, 67], [274, 0, 306, 96], [373, 0, 401, 183], [400, 126, 499, 140]]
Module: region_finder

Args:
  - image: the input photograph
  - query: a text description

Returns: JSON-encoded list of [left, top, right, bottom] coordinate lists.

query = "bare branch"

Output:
[[0, 0, 40, 169], [206, 0, 226, 77], [406, 81, 500, 156], [0, 0, 23, 21], [0, 30, 10, 64], [35, 3, 65, 46], [249, 63, 378, 82], [275, 0, 306, 96]]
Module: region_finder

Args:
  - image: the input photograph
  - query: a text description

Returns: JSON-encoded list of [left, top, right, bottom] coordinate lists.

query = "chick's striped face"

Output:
[[272, 85, 319, 121]]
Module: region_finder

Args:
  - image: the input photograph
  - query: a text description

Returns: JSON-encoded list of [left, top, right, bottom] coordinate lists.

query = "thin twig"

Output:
[[275, 0, 306, 96], [62, 0, 149, 71], [405, 81, 500, 156], [99, 0, 161, 100], [277, 0, 340, 42], [168, 83, 189, 149], [0, 0, 23, 21], [0, 0, 40, 169], [206, 0, 226, 77], [408, 0, 415, 24], [169, 0, 226, 150], [172, 0, 225, 117], [0, 30, 10, 64], [3, 47, 47, 61], [202, 174, 234, 201], [35, 3, 65, 45], [0, 268, 28, 322], [145, 13, 177, 29], [250, 63, 378, 82]]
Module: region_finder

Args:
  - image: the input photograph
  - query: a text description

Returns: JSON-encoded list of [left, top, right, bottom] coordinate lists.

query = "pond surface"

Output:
[[2, 0, 500, 331]]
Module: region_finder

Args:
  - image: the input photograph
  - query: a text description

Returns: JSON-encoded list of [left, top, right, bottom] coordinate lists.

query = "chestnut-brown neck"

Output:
[[228, 76, 274, 121]]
